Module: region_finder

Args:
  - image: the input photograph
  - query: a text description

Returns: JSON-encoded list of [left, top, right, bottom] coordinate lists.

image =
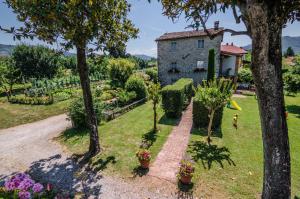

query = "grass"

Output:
[[188, 95, 300, 198], [0, 97, 70, 129], [59, 101, 177, 177]]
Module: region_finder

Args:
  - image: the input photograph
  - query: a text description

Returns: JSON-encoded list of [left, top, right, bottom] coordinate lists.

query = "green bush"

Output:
[[68, 97, 103, 128], [145, 67, 158, 83], [100, 91, 114, 101], [284, 65, 300, 95], [108, 58, 136, 88], [238, 68, 253, 84], [117, 90, 137, 106], [161, 78, 193, 118], [193, 99, 223, 129], [125, 76, 148, 100]]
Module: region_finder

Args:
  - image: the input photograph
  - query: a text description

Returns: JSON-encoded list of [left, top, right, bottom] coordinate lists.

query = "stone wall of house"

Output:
[[157, 34, 223, 86]]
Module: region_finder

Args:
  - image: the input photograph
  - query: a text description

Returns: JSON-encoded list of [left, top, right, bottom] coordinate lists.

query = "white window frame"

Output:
[[197, 60, 204, 68]]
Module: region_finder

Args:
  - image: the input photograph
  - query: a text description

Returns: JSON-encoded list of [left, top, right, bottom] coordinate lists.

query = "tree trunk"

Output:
[[248, 3, 290, 198], [153, 102, 157, 132], [207, 109, 215, 144], [76, 46, 101, 157]]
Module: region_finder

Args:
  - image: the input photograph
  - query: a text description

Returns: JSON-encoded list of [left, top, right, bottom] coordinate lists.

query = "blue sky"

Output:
[[1, 0, 299, 57]]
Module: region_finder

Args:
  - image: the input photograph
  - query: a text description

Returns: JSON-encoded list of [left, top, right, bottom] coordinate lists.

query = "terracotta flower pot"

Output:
[[180, 175, 192, 184], [139, 159, 150, 169]]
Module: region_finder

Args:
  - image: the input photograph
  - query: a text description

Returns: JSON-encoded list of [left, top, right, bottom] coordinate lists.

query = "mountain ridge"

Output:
[[243, 36, 300, 54]]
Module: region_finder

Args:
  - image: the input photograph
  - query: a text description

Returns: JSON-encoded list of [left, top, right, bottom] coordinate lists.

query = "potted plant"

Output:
[[136, 149, 151, 169], [178, 159, 195, 184]]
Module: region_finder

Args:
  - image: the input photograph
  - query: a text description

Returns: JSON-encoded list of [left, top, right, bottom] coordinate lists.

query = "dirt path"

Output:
[[148, 103, 193, 183], [0, 114, 71, 175], [0, 114, 182, 198]]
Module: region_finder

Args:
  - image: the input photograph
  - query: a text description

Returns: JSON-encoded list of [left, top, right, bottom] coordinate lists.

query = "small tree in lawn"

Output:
[[1, 0, 138, 158], [207, 49, 215, 81], [285, 47, 295, 57], [148, 82, 161, 132], [195, 79, 234, 144], [0, 57, 21, 100]]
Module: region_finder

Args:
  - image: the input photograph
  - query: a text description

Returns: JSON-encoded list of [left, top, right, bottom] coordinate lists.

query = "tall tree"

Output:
[[207, 48, 215, 81], [157, 0, 300, 198], [1, 0, 138, 158]]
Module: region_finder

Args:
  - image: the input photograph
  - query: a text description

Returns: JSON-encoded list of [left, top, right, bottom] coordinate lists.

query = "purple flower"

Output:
[[18, 178, 34, 191], [15, 173, 30, 181], [18, 191, 31, 199], [32, 183, 43, 193], [4, 180, 15, 191]]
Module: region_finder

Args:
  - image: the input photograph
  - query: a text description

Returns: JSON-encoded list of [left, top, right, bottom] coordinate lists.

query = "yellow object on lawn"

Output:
[[230, 100, 242, 111]]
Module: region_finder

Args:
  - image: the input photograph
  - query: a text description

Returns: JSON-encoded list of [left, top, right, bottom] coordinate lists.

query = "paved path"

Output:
[[0, 114, 181, 198], [148, 103, 193, 183]]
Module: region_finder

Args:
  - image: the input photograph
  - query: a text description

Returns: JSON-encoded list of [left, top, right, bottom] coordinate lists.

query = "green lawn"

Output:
[[59, 101, 177, 177], [189, 95, 300, 198], [59, 95, 299, 198], [0, 98, 70, 129]]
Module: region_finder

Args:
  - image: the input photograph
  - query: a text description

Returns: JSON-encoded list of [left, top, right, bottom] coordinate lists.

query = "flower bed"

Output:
[[0, 173, 56, 199]]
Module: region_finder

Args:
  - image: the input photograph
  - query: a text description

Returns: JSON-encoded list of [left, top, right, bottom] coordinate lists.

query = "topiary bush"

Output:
[[108, 58, 136, 88], [125, 76, 148, 100], [161, 78, 193, 118], [238, 68, 253, 84], [68, 97, 103, 128], [193, 99, 223, 129]]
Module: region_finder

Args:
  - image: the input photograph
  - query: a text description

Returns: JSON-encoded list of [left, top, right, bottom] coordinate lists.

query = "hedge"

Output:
[[125, 76, 148, 100], [161, 78, 193, 118], [193, 98, 223, 130], [9, 95, 54, 105]]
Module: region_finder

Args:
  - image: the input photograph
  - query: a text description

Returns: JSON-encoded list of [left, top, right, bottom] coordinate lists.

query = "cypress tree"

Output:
[[207, 49, 215, 81]]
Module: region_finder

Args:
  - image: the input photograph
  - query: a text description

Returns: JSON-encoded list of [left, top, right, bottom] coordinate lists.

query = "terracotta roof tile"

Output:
[[155, 28, 224, 41], [221, 44, 247, 55]]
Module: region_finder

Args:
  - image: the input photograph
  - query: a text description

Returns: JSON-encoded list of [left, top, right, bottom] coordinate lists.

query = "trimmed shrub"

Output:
[[68, 97, 103, 128], [193, 99, 223, 129], [238, 68, 253, 84], [125, 76, 148, 100], [207, 49, 215, 81], [145, 67, 158, 83], [108, 58, 136, 88], [161, 78, 193, 118]]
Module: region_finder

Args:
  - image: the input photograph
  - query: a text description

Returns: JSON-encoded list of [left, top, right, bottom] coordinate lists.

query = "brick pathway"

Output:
[[148, 102, 193, 183]]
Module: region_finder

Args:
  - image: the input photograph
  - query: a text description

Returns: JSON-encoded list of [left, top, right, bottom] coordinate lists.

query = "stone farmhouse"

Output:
[[156, 24, 247, 86]]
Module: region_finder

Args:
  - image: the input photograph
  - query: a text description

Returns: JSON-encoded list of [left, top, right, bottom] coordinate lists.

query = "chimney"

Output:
[[214, 21, 219, 30], [231, 42, 234, 46]]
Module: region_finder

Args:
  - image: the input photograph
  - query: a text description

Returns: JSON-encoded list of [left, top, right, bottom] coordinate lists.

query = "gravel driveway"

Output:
[[0, 114, 183, 199]]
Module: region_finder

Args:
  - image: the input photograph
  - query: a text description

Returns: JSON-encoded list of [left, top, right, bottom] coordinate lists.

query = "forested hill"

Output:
[[243, 36, 300, 54]]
